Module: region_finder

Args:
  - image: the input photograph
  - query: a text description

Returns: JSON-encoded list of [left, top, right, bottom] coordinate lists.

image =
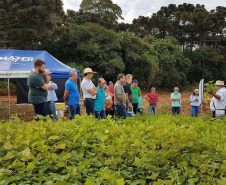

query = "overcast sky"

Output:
[[62, 0, 226, 23]]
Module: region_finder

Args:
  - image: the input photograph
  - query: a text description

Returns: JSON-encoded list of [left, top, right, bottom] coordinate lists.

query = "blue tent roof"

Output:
[[0, 50, 80, 78]]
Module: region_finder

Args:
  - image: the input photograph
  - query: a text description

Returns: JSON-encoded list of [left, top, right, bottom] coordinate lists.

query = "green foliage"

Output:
[[0, 115, 225, 184], [203, 81, 218, 101]]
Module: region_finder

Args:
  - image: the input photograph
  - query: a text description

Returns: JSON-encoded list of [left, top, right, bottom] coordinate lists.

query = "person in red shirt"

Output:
[[108, 81, 115, 116], [145, 87, 158, 115]]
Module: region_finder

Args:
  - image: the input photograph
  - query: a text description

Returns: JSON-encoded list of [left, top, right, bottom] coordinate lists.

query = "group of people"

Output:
[[27, 59, 226, 120]]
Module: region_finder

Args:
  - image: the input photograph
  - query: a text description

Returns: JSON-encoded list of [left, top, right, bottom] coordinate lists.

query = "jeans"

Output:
[[33, 102, 47, 117], [84, 99, 95, 115], [47, 101, 58, 120], [172, 107, 181, 115], [132, 103, 138, 114], [115, 104, 127, 119], [148, 105, 157, 115], [126, 103, 135, 117], [69, 104, 81, 120], [106, 103, 115, 117], [191, 106, 200, 117], [95, 110, 106, 120]]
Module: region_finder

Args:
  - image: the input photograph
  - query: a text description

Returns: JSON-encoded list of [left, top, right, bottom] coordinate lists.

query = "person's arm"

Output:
[[117, 94, 126, 107], [87, 87, 98, 96], [41, 84, 53, 91], [144, 95, 150, 102], [190, 95, 195, 102], [64, 90, 69, 105], [51, 82, 58, 90], [209, 91, 221, 100], [138, 88, 141, 96]]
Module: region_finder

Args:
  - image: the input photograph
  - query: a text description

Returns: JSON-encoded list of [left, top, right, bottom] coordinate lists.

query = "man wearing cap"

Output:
[[28, 59, 53, 118], [123, 74, 134, 117], [209, 80, 226, 118], [171, 87, 181, 115], [46, 69, 58, 120], [131, 79, 141, 114], [114, 74, 127, 119], [81, 68, 97, 115], [64, 71, 81, 120]]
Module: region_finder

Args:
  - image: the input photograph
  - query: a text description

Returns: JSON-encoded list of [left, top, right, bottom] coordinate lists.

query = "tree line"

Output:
[[0, 0, 225, 90]]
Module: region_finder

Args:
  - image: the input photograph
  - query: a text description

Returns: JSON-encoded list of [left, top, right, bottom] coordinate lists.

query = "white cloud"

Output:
[[62, 0, 226, 23]]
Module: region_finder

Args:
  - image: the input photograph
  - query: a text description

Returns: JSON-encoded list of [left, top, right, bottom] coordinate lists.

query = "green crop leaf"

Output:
[[151, 172, 159, 180], [4, 141, 13, 150], [22, 147, 30, 156], [85, 179, 94, 185], [27, 162, 35, 170], [116, 178, 125, 185], [49, 135, 59, 140]]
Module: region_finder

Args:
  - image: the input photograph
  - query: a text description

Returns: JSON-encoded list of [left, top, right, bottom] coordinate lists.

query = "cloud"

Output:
[[62, 0, 226, 23]]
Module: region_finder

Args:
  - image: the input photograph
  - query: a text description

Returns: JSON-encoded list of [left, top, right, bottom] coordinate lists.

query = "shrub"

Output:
[[0, 115, 225, 184]]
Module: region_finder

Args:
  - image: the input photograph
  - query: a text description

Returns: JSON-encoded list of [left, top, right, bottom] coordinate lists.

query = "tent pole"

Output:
[[8, 78, 10, 120]]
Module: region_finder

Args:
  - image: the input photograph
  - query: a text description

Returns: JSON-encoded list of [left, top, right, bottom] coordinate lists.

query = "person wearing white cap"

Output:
[[209, 80, 226, 118], [190, 89, 200, 117], [171, 87, 181, 115], [81, 68, 97, 115]]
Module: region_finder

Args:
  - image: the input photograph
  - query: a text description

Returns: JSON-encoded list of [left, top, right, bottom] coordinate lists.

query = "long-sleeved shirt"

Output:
[[190, 95, 200, 106], [47, 81, 58, 102], [210, 87, 226, 111]]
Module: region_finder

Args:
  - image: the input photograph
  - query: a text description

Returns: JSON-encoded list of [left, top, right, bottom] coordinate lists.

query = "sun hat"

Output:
[[194, 89, 199, 92], [151, 87, 156, 91], [45, 69, 52, 74], [215, 80, 225, 86], [83, 68, 96, 74], [174, 87, 180, 90]]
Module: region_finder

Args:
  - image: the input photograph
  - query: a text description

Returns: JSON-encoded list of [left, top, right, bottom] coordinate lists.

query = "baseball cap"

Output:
[[108, 81, 113, 85], [133, 79, 138, 83]]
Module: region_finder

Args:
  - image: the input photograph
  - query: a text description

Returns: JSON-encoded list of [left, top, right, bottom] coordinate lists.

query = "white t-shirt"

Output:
[[210, 87, 226, 111], [81, 77, 96, 99]]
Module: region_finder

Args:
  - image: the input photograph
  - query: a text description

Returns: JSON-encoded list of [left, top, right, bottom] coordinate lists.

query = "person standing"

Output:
[[171, 87, 181, 115], [190, 89, 200, 117], [64, 71, 81, 120], [46, 69, 58, 120], [145, 87, 158, 115], [27, 59, 53, 117], [108, 81, 115, 116], [105, 86, 113, 116], [94, 78, 107, 119], [81, 68, 97, 115], [123, 74, 134, 117], [209, 80, 226, 118], [131, 80, 141, 114], [114, 74, 127, 119]]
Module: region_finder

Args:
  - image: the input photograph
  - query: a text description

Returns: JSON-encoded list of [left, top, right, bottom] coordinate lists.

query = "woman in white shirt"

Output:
[[190, 89, 200, 117]]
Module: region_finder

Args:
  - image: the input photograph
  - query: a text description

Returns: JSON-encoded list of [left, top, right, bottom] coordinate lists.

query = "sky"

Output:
[[62, 0, 226, 23]]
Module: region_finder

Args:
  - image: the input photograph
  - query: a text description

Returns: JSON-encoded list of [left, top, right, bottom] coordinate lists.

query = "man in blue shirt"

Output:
[[94, 78, 106, 119], [64, 71, 80, 120]]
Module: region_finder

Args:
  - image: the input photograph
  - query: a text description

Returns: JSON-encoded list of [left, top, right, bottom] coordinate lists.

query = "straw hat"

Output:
[[174, 87, 180, 90], [215, 80, 225, 86], [194, 89, 199, 92], [83, 68, 96, 74], [45, 69, 52, 74]]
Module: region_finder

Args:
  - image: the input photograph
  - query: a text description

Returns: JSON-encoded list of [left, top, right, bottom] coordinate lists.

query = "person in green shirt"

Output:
[[131, 80, 141, 114], [27, 59, 53, 117]]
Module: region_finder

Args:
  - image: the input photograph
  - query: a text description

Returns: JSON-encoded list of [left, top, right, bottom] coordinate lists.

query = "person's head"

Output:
[[193, 89, 199, 95], [151, 87, 156, 93], [45, 69, 52, 79], [132, 80, 138, 88], [105, 86, 110, 92], [84, 68, 96, 79], [70, 70, 78, 81], [125, 74, 133, 84], [98, 78, 105, 88], [34, 59, 45, 73], [108, 81, 114, 88], [215, 80, 225, 90], [174, 87, 179, 93], [117, 74, 125, 84]]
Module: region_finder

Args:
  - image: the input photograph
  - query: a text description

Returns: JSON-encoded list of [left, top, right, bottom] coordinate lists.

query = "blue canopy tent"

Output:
[[0, 50, 80, 117]]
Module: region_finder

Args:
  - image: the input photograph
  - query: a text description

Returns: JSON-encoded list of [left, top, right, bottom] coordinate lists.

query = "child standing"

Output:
[[145, 87, 158, 115]]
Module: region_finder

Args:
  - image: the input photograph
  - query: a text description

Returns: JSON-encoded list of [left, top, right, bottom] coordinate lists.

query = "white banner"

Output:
[[199, 79, 204, 105]]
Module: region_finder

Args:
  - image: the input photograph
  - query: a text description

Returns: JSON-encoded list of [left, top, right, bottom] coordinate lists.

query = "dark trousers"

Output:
[[84, 99, 95, 115], [106, 104, 115, 117], [33, 102, 47, 117], [115, 104, 127, 119], [172, 107, 181, 115], [69, 104, 81, 120], [132, 103, 138, 114]]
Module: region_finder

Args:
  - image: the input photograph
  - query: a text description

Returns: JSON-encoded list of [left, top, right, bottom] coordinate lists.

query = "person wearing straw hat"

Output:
[[209, 80, 226, 118], [190, 89, 200, 117], [171, 87, 181, 115], [81, 68, 97, 115]]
